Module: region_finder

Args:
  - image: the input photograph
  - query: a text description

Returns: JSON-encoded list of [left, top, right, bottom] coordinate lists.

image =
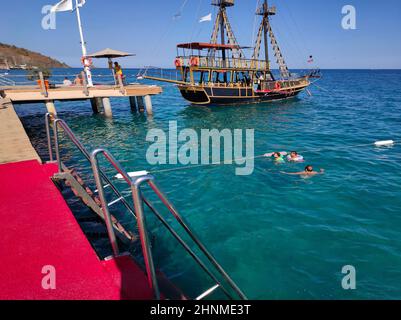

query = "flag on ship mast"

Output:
[[50, 0, 73, 12], [199, 13, 212, 23]]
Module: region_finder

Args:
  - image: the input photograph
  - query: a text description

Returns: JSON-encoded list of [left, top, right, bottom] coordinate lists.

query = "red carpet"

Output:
[[0, 160, 153, 300]]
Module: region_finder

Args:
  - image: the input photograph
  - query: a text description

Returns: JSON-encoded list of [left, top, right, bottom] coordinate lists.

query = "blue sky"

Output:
[[1, 0, 401, 69]]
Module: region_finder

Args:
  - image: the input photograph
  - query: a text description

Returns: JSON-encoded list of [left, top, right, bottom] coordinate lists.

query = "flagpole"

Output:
[[75, 0, 93, 86]]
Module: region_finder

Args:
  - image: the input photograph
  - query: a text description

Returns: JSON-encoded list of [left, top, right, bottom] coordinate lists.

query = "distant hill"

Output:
[[0, 43, 69, 69]]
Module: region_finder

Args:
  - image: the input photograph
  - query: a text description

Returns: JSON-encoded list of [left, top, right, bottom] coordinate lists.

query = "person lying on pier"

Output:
[[281, 165, 324, 176], [62, 77, 72, 86]]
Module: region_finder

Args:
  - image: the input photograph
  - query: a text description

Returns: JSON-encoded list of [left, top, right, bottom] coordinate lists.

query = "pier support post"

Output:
[[137, 96, 145, 113], [144, 95, 153, 115], [102, 97, 112, 117], [45, 100, 57, 116], [129, 96, 137, 112], [90, 98, 104, 114]]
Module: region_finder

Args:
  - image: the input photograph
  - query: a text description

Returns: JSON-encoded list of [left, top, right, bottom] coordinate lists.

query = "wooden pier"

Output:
[[0, 74, 162, 117], [0, 100, 41, 164]]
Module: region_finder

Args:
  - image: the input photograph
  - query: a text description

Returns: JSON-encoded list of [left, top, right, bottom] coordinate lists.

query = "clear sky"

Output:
[[1, 0, 401, 69]]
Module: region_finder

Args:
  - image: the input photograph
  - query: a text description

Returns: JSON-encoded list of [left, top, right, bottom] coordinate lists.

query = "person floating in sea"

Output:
[[264, 151, 304, 163], [281, 165, 324, 176], [270, 152, 285, 163], [287, 151, 304, 162], [62, 77, 72, 86]]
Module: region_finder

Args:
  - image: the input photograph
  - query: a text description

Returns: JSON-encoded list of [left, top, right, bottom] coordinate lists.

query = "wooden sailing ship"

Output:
[[144, 0, 312, 105]]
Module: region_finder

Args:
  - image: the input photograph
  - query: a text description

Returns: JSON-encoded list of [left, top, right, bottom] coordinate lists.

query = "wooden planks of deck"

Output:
[[2, 84, 162, 103], [0, 101, 41, 164]]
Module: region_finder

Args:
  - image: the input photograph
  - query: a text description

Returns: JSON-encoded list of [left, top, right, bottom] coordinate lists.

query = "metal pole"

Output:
[[90, 149, 120, 257], [45, 113, 53, 162], [131, 177, 160, 300], [263, 0, 269, 70], [75, 0, 93, 86], [53, 120, 62, 173], [220, 5, 227, 83], [147, 179, 248, 300], [142, 195, 234, 300], [39, 71, 48, 97]]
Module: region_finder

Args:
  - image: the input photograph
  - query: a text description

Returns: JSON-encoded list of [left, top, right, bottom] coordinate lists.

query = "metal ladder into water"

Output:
[[45, 113, 247, 300]]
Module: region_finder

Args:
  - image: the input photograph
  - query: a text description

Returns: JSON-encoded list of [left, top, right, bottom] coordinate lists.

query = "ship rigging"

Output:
[[144, 0, 315, 105]]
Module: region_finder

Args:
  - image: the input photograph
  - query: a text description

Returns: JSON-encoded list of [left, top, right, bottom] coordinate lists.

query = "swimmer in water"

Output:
[[287, 151, 304, 162], [264, 151, 287, 163], [272, 152, 285, 163], [281, 165, 324, 176]]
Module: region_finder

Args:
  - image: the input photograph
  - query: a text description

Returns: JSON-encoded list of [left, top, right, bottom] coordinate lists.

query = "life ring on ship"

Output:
[[174, 58, 183, 67], [81, 57, 92, 67], [274, 82, 281, 90], [190, 56, 200, 67]]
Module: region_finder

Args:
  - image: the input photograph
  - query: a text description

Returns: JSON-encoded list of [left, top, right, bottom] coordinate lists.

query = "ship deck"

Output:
[[0, 159, 154, 300]]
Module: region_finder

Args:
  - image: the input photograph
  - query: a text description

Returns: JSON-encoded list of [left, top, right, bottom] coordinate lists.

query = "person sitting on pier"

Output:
[[73, 74, 83, 86], [114, 62, 125, 84], [62, 77, 72, 86]]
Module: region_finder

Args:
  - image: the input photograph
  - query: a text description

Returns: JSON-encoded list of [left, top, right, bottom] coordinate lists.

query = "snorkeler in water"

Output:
[[281, 165, 324, 176]]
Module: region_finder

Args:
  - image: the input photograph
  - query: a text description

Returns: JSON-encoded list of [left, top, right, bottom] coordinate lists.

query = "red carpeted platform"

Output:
[[0, 160, 153, 300]]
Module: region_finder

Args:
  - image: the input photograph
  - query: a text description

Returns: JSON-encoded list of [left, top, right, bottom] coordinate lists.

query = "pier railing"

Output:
[[45, 114, 247, 300], [0, 71, 133, 94]]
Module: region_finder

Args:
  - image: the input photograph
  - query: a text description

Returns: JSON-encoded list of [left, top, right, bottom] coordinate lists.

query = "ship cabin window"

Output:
[[232, 71, 251, 87], [212, 71, 232, 85], [191, 70, 210, 84]]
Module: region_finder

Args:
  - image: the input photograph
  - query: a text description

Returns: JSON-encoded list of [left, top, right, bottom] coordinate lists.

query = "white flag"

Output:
[[50, 0, 73, 13], [199, 13, 212, 23]]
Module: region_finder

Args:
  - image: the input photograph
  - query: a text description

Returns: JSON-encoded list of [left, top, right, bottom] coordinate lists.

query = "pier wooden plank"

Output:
[[0, 103, 41, 164], [2, 84, 162, 103]]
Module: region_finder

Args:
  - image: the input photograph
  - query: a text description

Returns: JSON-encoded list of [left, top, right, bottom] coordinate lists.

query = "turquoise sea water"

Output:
[[14, 68, 401, 299]]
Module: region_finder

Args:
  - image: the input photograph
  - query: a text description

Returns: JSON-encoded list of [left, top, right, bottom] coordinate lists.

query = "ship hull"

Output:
[[178, 84, 308, 105]]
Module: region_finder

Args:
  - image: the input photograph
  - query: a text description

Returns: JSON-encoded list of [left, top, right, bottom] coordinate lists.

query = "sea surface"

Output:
[[11, 68, 401, 299]]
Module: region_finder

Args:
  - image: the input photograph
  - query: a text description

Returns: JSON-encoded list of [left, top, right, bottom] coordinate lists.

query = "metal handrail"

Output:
[[46, 115, 137, 220], [46, 115, 247, 300], [90, 147, 247, 300], [45, 113, 54, 162]]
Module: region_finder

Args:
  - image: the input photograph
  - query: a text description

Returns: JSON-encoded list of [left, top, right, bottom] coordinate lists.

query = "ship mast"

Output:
[[210, 1, 245, 59], [253, 0, 290, 79]]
